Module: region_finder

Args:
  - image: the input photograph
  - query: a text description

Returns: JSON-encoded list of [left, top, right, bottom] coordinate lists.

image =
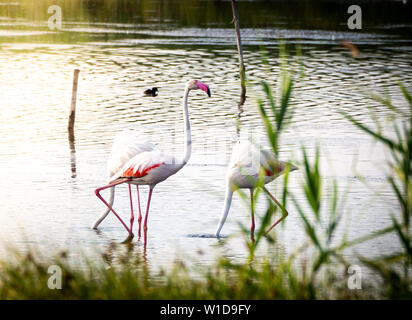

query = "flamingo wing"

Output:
[[107, 129, 158, 180], [259, 148, 283, 176], [110, 149, 178, 184], [228, 141, 284, 188], [229, 141, 260, 173]]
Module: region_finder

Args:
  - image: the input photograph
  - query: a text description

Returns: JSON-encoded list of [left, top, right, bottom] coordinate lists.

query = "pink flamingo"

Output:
[[92, 80, 211, 244], [215, 141, 297, 240]]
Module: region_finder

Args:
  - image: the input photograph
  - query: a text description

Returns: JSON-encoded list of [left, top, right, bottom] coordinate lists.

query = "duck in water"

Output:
[[144, 87, 158, 97]]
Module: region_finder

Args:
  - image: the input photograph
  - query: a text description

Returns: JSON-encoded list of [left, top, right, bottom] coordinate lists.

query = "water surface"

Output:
[[0, 0, 411, 272]]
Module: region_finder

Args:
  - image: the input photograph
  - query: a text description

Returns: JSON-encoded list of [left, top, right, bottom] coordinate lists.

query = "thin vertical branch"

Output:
[[231, 0, 246, 130], [69, 138, 77, 178], [68, 69, 80, 141], [68, 69, 79, 177]]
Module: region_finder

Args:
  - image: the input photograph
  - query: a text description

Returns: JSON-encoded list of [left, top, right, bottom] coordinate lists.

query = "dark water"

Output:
[[0, 0, 411, 270]]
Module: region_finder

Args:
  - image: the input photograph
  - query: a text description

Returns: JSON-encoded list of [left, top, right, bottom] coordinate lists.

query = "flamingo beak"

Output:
[[196, 81, 211, 97]]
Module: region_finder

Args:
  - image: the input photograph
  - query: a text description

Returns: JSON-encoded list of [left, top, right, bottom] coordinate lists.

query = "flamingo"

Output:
[[215, 141, 297, 240], [92, 79, 211, 244]]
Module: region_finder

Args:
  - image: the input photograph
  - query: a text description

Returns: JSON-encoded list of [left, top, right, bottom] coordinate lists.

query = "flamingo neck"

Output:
[[180, 87, 192, 167], [215, 187, 233, 237]]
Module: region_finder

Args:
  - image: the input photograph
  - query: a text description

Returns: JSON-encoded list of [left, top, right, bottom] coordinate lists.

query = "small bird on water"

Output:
[[144, 87, 159, 97]]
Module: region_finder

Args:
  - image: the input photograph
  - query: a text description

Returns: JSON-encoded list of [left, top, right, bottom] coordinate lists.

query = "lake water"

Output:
[[0, 0, 411, 272]]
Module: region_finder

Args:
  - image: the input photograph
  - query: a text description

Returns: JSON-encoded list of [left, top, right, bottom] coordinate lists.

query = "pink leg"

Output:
[[95, 178, 133, 235], [136, 185, 142, 238], [128, 184, 134, 233], [143, 186, 154, 246], [250, 188, 255, 242], [263, 186, 289, 233]]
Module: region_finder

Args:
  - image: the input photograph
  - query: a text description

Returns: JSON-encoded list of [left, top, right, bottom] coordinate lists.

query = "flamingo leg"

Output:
[[95, 178, 133, 235], [128, 184, 134, 234], [250, 188, 255, 242], [136, 185, 142, 238], [262, 186, 288, 233], [143, 186, 154, 246]]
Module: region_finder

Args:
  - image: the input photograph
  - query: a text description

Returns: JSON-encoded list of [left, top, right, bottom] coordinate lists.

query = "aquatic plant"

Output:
[[343, 84, 412, 299]]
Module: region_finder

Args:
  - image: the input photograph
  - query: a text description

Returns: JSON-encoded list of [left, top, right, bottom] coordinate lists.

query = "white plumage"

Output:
[[92, 80, 211, 244], [107, 129, 158, 181], [216, 140, 297, 238], [227, 141, 288, 189]]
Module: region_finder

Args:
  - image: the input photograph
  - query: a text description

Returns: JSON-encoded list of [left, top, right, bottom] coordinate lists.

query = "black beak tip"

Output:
[[207, 88, 211, 97]]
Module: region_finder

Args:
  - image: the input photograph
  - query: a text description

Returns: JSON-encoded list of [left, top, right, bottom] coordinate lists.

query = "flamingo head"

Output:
[[283, 162, 298, 172], [186, 79, 211, 97], [272, 161, 298, 175]]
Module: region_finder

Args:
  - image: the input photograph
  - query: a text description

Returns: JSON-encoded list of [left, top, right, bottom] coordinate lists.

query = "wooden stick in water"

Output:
[[68, 69, 80, 139], [231, 0, 246, 108]]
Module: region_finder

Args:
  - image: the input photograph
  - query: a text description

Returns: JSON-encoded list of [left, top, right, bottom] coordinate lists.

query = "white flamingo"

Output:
[[215, 141, 297, 240], [92, 80, 211, 244]]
